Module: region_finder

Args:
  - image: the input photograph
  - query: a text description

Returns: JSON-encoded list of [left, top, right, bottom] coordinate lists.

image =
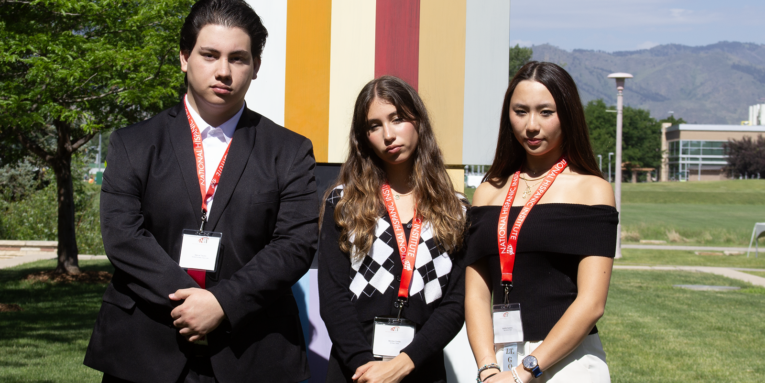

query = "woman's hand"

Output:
[[352, 353, 415, 383], [483, 367, 534, 383]]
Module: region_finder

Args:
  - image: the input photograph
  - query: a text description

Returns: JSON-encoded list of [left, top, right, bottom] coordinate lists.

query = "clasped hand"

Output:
[[169, 288, 225, 342], [351, 353, 415, 383], [482, 366, 534, 383]]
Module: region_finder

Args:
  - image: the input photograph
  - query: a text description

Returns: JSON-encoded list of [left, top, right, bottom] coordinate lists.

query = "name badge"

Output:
[[179, 229, 222, 272], [493, 303, 524, 344], [372, 317, 416, 359]]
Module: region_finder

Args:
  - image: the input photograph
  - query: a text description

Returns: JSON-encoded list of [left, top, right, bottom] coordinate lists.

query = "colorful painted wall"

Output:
[[244, 1, 510, 382]]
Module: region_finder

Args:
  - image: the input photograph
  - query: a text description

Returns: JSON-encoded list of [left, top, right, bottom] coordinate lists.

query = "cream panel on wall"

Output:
[[327, 0, 377, 163], [463, 0, 510, 165], [244, 0, 288, 126]]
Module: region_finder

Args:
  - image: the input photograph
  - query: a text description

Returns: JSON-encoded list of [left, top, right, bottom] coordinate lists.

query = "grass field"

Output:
[[602, 269, 765, 382], [465, 180, 765, 247], [2, 260, 764, 382], [0, 260, 110, 383]]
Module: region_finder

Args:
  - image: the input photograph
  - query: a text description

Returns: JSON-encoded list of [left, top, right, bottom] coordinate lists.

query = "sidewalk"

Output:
[[0, 250, 106, 269], [613, 265, 765, 287], [622, 244, 749, 252], [3, 245, 764, 288]]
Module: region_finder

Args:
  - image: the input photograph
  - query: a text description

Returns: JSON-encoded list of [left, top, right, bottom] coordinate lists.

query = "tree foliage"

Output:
[[0, 0, 193, 272], [658, 115, 687, 126], [724, 135, 765, 178], [509, 44, 533, 79], [585, 99, 662, 173]]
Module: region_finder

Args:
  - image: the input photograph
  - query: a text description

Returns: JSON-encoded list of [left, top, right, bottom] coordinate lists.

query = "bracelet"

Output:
[[511, 366, 525, 383], [483, 373, 498, 382], [476, 363, 501, 383]]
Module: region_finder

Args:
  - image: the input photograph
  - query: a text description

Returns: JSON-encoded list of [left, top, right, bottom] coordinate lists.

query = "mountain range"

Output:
[[530, 42, 765, 125]]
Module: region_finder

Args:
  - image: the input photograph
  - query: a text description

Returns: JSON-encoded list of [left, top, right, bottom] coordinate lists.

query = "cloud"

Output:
[[636, 41, 660, 50], [510, 39, 533, 48]]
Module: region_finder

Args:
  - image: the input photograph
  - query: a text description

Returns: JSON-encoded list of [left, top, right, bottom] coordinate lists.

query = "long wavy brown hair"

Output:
[[484, 61, 603, 186], [321, 76, 467, 260]]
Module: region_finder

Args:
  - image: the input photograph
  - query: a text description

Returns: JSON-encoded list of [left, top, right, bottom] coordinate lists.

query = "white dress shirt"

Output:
[[184, 95, 244, 215]]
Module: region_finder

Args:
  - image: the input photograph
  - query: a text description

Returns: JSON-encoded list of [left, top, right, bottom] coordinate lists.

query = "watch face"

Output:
[[523, 355, 538, 370]]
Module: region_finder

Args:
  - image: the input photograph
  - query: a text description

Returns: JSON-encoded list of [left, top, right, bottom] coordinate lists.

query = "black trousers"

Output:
[[102, 356, 217, 383]]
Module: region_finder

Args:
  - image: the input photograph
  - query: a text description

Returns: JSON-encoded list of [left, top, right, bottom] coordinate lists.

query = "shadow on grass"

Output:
[[0, 260, 113, 345]]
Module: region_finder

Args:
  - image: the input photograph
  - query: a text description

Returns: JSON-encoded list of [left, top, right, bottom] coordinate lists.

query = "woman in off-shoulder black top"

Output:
[[466, 204, 617, 341], [467, 62, 618, 383]]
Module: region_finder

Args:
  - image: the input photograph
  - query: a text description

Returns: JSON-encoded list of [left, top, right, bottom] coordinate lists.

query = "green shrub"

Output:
[[0, 182, 104, 255]]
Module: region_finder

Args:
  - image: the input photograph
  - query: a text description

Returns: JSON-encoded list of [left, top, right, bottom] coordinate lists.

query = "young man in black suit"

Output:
[[84, 1, 318, 382]]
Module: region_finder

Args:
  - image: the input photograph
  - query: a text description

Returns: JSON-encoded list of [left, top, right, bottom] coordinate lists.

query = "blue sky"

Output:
[[510, 0, 765, 52]]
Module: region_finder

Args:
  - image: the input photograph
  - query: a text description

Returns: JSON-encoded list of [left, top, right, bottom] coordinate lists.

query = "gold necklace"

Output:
[[520, 178, 542, 199]]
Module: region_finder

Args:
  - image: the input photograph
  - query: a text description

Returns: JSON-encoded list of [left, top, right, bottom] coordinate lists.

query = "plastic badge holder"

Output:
[[372, 317, 416, 360], [179, 229, 223, 272]]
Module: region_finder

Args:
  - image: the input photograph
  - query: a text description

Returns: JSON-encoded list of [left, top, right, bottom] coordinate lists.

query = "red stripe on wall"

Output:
[[375, 0, 420, 89]]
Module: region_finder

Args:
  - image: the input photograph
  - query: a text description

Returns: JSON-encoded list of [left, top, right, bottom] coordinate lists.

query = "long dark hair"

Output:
[[483, 61, 602, 186], [321, 76, 466, 260]]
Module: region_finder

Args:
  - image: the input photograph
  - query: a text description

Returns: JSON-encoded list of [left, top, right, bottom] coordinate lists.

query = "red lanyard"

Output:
[[184, 98, 232, 289], [381, 183, 422, 303], [184, 99, 232, 217], [497, 157, 568, 292]]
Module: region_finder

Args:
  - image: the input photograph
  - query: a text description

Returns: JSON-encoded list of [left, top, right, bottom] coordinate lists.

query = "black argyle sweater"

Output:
[[318, 187, 466, 372]]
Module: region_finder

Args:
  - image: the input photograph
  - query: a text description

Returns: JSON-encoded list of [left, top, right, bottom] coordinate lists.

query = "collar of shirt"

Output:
[[184, 94, 243, 144]]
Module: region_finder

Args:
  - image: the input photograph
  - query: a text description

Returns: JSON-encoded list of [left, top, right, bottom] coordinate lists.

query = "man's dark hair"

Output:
[[180, 0, 268, 59]]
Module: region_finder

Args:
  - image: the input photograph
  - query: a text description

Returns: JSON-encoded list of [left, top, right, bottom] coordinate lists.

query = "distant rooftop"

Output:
[[666, 124, 765, 133]]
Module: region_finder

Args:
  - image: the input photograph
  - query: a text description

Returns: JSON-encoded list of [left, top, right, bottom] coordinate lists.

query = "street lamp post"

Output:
[[608, 72, 633, 260], [608, 152, 614, 183], [597, 154, 602, 175]]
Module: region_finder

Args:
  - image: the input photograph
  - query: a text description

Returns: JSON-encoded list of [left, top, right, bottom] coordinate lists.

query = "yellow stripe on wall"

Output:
[[285, 0, 332, 162], [418, 0, 466, 165], [327, 0, 376, 163]]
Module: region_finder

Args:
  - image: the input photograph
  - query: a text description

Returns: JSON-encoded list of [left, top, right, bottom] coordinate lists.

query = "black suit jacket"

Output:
[[84, 103, 318, 383]]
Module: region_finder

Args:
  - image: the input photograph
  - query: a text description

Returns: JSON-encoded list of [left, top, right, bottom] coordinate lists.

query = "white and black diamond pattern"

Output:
[[330, 187, 453, 305]]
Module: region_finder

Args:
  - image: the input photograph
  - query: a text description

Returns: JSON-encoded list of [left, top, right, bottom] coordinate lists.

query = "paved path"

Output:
[[3, 251, 764, 288], [613, 265, 765, 287], [0, 253, 106, 269], [622, 244, 749, 252]]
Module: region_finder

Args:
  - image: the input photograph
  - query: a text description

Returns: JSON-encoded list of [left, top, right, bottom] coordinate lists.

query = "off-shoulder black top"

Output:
[[465, 204, 618, 342]]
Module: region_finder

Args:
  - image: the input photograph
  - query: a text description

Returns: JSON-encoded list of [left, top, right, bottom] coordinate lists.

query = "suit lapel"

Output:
[[168, 103, 204, 223], [206, 108, 260, 231]]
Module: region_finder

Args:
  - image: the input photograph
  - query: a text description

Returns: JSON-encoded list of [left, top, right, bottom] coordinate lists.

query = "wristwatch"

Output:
[[522, 355, 543, 378]]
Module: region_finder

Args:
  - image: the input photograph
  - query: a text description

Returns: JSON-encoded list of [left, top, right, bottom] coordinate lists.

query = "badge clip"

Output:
[[394, 298, 408, 320], [502, 282, 513, 304], [198, 209, 207, 234]]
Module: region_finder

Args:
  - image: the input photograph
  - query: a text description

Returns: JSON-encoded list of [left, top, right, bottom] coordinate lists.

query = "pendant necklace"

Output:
[[520, 178, 542, 199], [519, 171, 548, 199], [394, 190, 414, 200]]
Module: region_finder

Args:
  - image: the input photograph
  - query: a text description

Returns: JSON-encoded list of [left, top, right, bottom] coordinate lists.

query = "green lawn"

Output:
[[620, 179, 765, 205], [620, 203, 765, 246], [0, 260, 111, 383], [602, 270, 765, 382], [3, 260, 765, 382], [616, 249, 765, 268]]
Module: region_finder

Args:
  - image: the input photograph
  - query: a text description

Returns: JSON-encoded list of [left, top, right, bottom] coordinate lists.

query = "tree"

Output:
[[724, 135, 765, 178], [0, 0, 192, 273], [659, 115, 686, 126], [584, 99, 662, 179], [509, 44, 533, 79]]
